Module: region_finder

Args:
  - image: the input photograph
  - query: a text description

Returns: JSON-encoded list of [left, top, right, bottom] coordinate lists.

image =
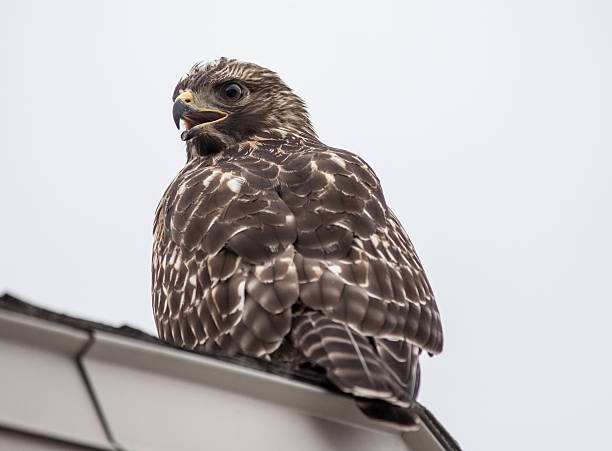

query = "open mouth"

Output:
[[180, 109, 228, 141], [182, 110, 228, 130]]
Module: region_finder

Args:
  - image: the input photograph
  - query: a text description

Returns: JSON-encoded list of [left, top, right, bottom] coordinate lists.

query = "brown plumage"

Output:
[[153, 58, 443, 428]]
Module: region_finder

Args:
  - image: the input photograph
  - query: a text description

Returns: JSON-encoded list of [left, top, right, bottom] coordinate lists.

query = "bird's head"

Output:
[[172, 58, 317, 157]]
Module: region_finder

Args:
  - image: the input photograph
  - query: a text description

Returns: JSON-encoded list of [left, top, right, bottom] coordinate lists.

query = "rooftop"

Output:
[[0, 293, 461, 451]]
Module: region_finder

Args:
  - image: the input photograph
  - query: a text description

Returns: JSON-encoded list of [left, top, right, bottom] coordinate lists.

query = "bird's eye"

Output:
[[220, 82, 244, 102]]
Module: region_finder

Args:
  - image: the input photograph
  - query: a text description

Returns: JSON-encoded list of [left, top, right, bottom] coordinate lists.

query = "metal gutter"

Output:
[[0, 294, 461, 450], [0, 311, 114, 450]]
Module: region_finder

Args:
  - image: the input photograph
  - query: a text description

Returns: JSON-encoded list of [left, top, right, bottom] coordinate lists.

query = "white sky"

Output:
[[1, 1, 611, 449]]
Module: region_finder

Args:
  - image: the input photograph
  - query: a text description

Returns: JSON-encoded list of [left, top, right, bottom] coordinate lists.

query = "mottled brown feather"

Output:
[[153, 59, 443, 424]]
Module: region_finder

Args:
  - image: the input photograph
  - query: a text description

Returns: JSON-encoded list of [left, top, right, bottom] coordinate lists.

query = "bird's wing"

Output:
[[280, 146, 443, 354], [152, 160, 299, 356], [278, 144, 442, 405]]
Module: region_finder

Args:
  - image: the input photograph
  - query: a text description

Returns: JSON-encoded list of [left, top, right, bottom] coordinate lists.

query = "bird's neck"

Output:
[[185, 133, 234, 160], [185, 129, 320, 162]]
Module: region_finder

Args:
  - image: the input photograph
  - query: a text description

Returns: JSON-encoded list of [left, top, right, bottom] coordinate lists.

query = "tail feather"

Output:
[[374, 337, 421, 399], [291, 312, 422, 425], [355, 398, 419, 430]]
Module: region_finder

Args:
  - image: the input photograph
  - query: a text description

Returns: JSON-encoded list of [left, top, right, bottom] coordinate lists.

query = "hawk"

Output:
[[153, 58, 443, 427]]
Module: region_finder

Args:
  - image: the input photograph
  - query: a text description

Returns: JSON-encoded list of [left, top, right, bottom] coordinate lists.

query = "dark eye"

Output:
[[220, 82, 244, 102]]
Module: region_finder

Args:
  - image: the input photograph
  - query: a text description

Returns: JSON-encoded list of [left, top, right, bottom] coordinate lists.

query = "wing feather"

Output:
[[153, 158, 298, 355], [153, 137, 443, 416], [276, 145, 443, 354]]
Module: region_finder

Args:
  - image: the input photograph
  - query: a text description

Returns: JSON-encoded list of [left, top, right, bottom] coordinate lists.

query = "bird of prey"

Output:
[[152, 58, 443, 427]]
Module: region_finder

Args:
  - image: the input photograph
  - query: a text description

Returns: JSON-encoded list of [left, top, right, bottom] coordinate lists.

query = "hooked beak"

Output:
[[172, 91, 229, 141]]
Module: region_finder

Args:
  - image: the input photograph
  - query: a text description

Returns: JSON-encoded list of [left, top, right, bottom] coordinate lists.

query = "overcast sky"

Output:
[[1, 1, 611, 449]]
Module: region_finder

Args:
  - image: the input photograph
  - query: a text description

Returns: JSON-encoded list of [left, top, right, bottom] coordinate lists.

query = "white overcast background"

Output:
[[1, 1, 610, 449]]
